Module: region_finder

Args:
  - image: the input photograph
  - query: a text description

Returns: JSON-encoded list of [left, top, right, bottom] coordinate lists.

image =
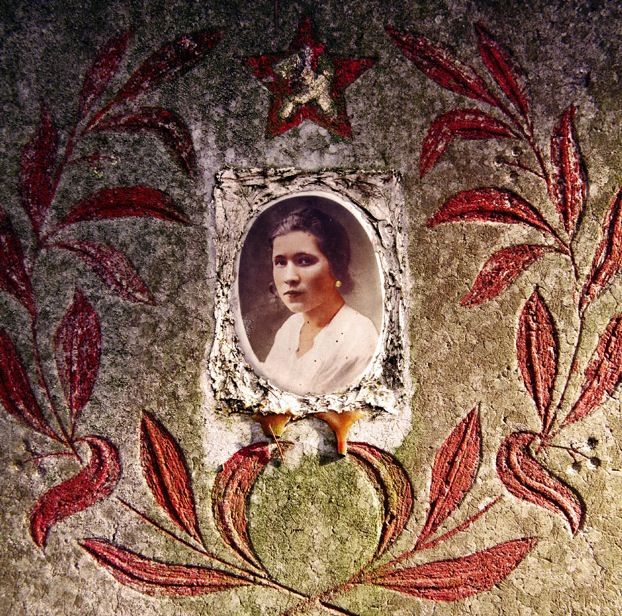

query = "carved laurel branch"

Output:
[[80, 410, 534, 614], [387, 22, 620, 534]]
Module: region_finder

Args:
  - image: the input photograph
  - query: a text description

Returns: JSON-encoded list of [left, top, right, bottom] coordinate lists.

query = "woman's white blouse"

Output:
[[260, 304, 379, 395]]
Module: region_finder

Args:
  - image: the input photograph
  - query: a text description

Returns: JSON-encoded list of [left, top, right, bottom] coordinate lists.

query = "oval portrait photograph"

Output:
[[235, 193, 383, 397]]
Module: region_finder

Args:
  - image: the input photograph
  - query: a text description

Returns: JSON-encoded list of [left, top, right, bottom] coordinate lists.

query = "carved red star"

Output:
[[246, 17, 376, 138]]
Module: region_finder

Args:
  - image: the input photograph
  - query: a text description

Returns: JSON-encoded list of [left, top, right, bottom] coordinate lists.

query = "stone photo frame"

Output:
[[208, 168, 408, 417]]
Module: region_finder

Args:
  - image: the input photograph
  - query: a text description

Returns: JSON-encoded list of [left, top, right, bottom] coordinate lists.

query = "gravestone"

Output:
[[1, 2, 621, 614]]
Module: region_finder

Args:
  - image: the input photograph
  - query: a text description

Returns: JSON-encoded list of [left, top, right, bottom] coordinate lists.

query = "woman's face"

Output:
[[272, 231, 337, 315]]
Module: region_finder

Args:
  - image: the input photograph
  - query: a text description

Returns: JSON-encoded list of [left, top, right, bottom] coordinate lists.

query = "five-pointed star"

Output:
[[246, 17, 376, 137]]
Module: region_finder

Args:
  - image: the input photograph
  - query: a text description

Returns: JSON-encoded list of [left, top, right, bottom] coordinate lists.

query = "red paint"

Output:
[[349, 442, 414, 558], [427, 187, 552, 233], [563, 314, 622, 428], [90, 107, 197, 177], [580, 187, 622, 314], [417, 408, 480, 547], [474, 23, 530, 119], [212, 441, 293, 569], [52, 186, 190, 233], [54, 290, 101, 433], [420, 108, 518, 177], [0, 204, 35, 315], [81, 539, 252, 596], [19, 104, 58, 236], [461, 245, 552, 307], [30, 436, 121, 548], [112, 30, 222, 105], [247, 16, 375, 137], [516, 291, 558, 434], [54, 241, 154, 304], [496, 432, 583, 534], [385, 26, 500, 107], [140, 412, 203, 543], [369, 538, 538, 601], [550, 105, 587, 238], [0, 327, 57, 440], [78, 31, 133, 118]]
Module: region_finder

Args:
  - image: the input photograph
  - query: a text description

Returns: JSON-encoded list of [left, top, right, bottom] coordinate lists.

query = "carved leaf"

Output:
[[54, 290, 101, 429], [78, 31, 133, 118], [81, 539, 251, 596], [550, 105, 587, 238], [30, 436, 121, 548], [54, 186, 190, 232], [385, 26, 499, 107], [0, 327, 56, 439], [461, 245, 552, 307], [140, 412, 202, 543], [0, 204, 35, 315], [90, 107, 197, 177], [369, 537, 538, 601], [420, 109, 518, 177], [112, 30, 222, 105], [427, 188, 552, 234], [349, 442, 414, 558], [474, 22, 530, 119], [562, 314, 622, 428], [417, 408, 481, 547], [516, 291, 558, 433], [19, 104, 58, 236], [580, 187, 622, 314], [496, 431, 583, 534], [54, 241, 154, 304], [212, 442, 293, 569]]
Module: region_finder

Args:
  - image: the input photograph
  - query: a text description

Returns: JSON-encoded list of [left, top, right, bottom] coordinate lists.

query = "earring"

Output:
[[335, 280, 342, 288]]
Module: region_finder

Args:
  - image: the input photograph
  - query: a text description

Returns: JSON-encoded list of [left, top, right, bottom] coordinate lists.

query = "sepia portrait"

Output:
[[235, 195, 383, 396], [209, 168, 408, 418]]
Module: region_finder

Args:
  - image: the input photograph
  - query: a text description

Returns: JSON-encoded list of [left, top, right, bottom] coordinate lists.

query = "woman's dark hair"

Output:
[[269, 207, 353, 293]]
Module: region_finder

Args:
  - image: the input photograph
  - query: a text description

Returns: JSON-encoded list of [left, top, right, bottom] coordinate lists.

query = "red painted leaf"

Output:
[[427, 188, 552, 234], [461, 245, 552, 307], [140, 412, 202, 543], [81, 539, 251, 596], [417, 409, 480, 547], [580, 187, 622, 314], [516, 291, 558, 433], [112, 30, 222, 105], [0, 327, 56, 439], [54, 290, 101, 429], [54, 186, 190, 232], [562, 314, 622, 428], [55, 241, 154, 304], [385, 26, 499, 107], [349, 442, 413, 558], [78, 31, 133, 118], [550, 105, 587, 238], [0, 204, 35, 315], [212, 441, 293, 568], [19, 104, 58, 235], [474, 23, 530, 119], [370, 537, 537, 601], [90, 107, 197, 177], [421, 109, 518, 176], [496, 431, 583, 534], [30, 436, 121, 548]]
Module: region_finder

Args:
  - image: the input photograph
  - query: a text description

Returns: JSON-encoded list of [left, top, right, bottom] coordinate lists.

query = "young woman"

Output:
[[260, 208, 378, 395]]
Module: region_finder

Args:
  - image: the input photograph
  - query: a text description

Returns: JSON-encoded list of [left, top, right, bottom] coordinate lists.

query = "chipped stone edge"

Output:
[[205, 167, 410, 418]]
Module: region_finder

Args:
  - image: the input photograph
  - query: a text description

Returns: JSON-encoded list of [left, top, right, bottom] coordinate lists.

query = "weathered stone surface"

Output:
[[1, 1, 622, 614]]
